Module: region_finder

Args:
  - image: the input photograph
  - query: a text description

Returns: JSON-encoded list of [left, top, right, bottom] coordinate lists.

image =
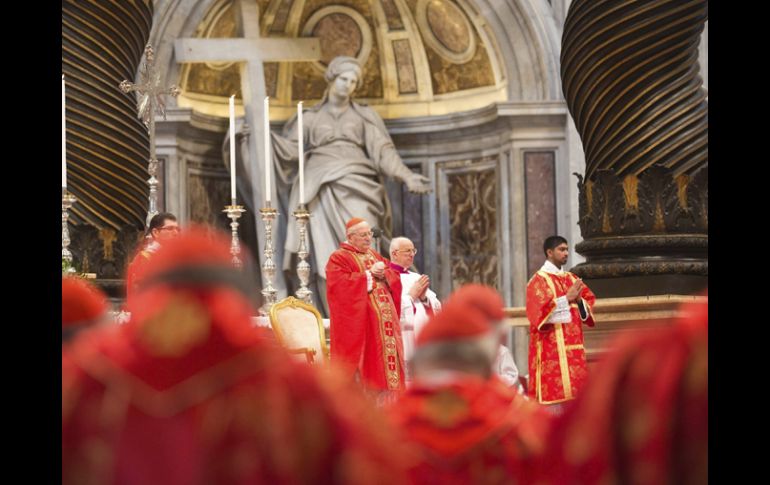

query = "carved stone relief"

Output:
[[69, 224, 143, 279], [576, 164, 708, 239], [446, 160, 499, 290], [188, 171, 230, 230]]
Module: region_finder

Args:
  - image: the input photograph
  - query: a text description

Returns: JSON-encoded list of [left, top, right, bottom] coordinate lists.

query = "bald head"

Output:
[[390, 237, 416, 268]]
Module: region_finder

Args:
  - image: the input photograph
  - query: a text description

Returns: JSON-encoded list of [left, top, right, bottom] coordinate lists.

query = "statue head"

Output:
[[324, 56, 362, 99], [324, 56, 363, 83]]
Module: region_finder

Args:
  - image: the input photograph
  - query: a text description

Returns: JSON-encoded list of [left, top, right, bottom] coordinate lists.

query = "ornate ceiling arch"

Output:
[[150, 0, 562, 119]]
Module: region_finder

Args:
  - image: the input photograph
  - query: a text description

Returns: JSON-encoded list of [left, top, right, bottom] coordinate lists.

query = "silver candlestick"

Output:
[[293, 205, 313, 305], [62, 190, 77, 274], [146, 157, 159, 227], [223, 202, 245, 268], [259, 204, 279, 313]]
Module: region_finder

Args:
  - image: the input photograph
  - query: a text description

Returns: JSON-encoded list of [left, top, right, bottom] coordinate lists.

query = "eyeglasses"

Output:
[[352, 231, 373, 238], [159, 226, 180, 233], [397, 248, 418, 255]]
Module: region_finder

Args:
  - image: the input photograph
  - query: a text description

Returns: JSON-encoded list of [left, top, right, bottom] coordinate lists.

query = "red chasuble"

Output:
[[526, 269, 596, 404], [388, 375, 551, 485], [62, 288, 407, 485], [326, 242, 405, 391]]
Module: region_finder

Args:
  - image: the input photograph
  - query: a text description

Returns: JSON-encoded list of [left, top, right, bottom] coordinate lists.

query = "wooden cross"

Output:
[[174, 0, 320, 292]]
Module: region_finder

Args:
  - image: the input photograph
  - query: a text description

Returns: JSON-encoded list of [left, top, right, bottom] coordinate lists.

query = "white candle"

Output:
[[298, 102, 304, 205], [264, 97, 271, 204], [62, 75, 66, 189], [229, 95, 236, 202]]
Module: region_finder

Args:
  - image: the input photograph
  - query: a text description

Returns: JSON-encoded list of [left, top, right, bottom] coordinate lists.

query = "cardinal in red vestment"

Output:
[[389, 284, 551, 485], [325, 217, 405, 397], [62, 227, 408, 485]]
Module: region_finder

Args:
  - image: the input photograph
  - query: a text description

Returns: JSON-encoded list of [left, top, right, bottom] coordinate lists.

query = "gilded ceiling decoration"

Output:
[[421, 0, 475, 61], [177, 0, 506, 119]]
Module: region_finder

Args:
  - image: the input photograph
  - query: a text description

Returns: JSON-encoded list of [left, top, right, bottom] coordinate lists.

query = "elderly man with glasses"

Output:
[[388, 237, 441, 381], [326, 217, 406, 405]]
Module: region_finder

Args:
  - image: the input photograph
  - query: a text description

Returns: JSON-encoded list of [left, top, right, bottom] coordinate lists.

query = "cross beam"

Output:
[[174, 0, 321, 295]]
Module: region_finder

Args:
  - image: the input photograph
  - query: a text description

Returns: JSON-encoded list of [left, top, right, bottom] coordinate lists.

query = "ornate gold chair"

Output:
[[269, 296, 329, 364]]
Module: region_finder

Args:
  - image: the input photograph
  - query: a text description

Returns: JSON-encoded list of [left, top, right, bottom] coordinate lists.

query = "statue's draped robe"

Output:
[[272, 101, 415, 309]]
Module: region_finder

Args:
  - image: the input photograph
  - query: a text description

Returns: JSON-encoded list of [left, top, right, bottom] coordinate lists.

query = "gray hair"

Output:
[[324, 56, 363, 83], [389, 236, 412, 255], [411, 338, 495, 379]]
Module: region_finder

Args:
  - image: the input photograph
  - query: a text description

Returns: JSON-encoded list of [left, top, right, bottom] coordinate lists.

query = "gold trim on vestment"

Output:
[[554, 323, 573, 400], [539, 271, 572, 400], [344, 248, 402, 390], [536, 340, 542, 403]]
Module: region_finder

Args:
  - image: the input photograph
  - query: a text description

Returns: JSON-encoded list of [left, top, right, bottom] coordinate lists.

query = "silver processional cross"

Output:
[[119, 44, 181, 227]]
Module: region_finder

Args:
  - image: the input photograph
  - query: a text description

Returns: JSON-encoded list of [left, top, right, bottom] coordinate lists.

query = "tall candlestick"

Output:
[[298, 102, 304, 205], [62, 75, 66, 189], [264, 96, 271, 203], [293, 207, 313, 305], [259, 206, 278, 312], [62, 192, 77, 274], [229, 95, 236, 202]]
